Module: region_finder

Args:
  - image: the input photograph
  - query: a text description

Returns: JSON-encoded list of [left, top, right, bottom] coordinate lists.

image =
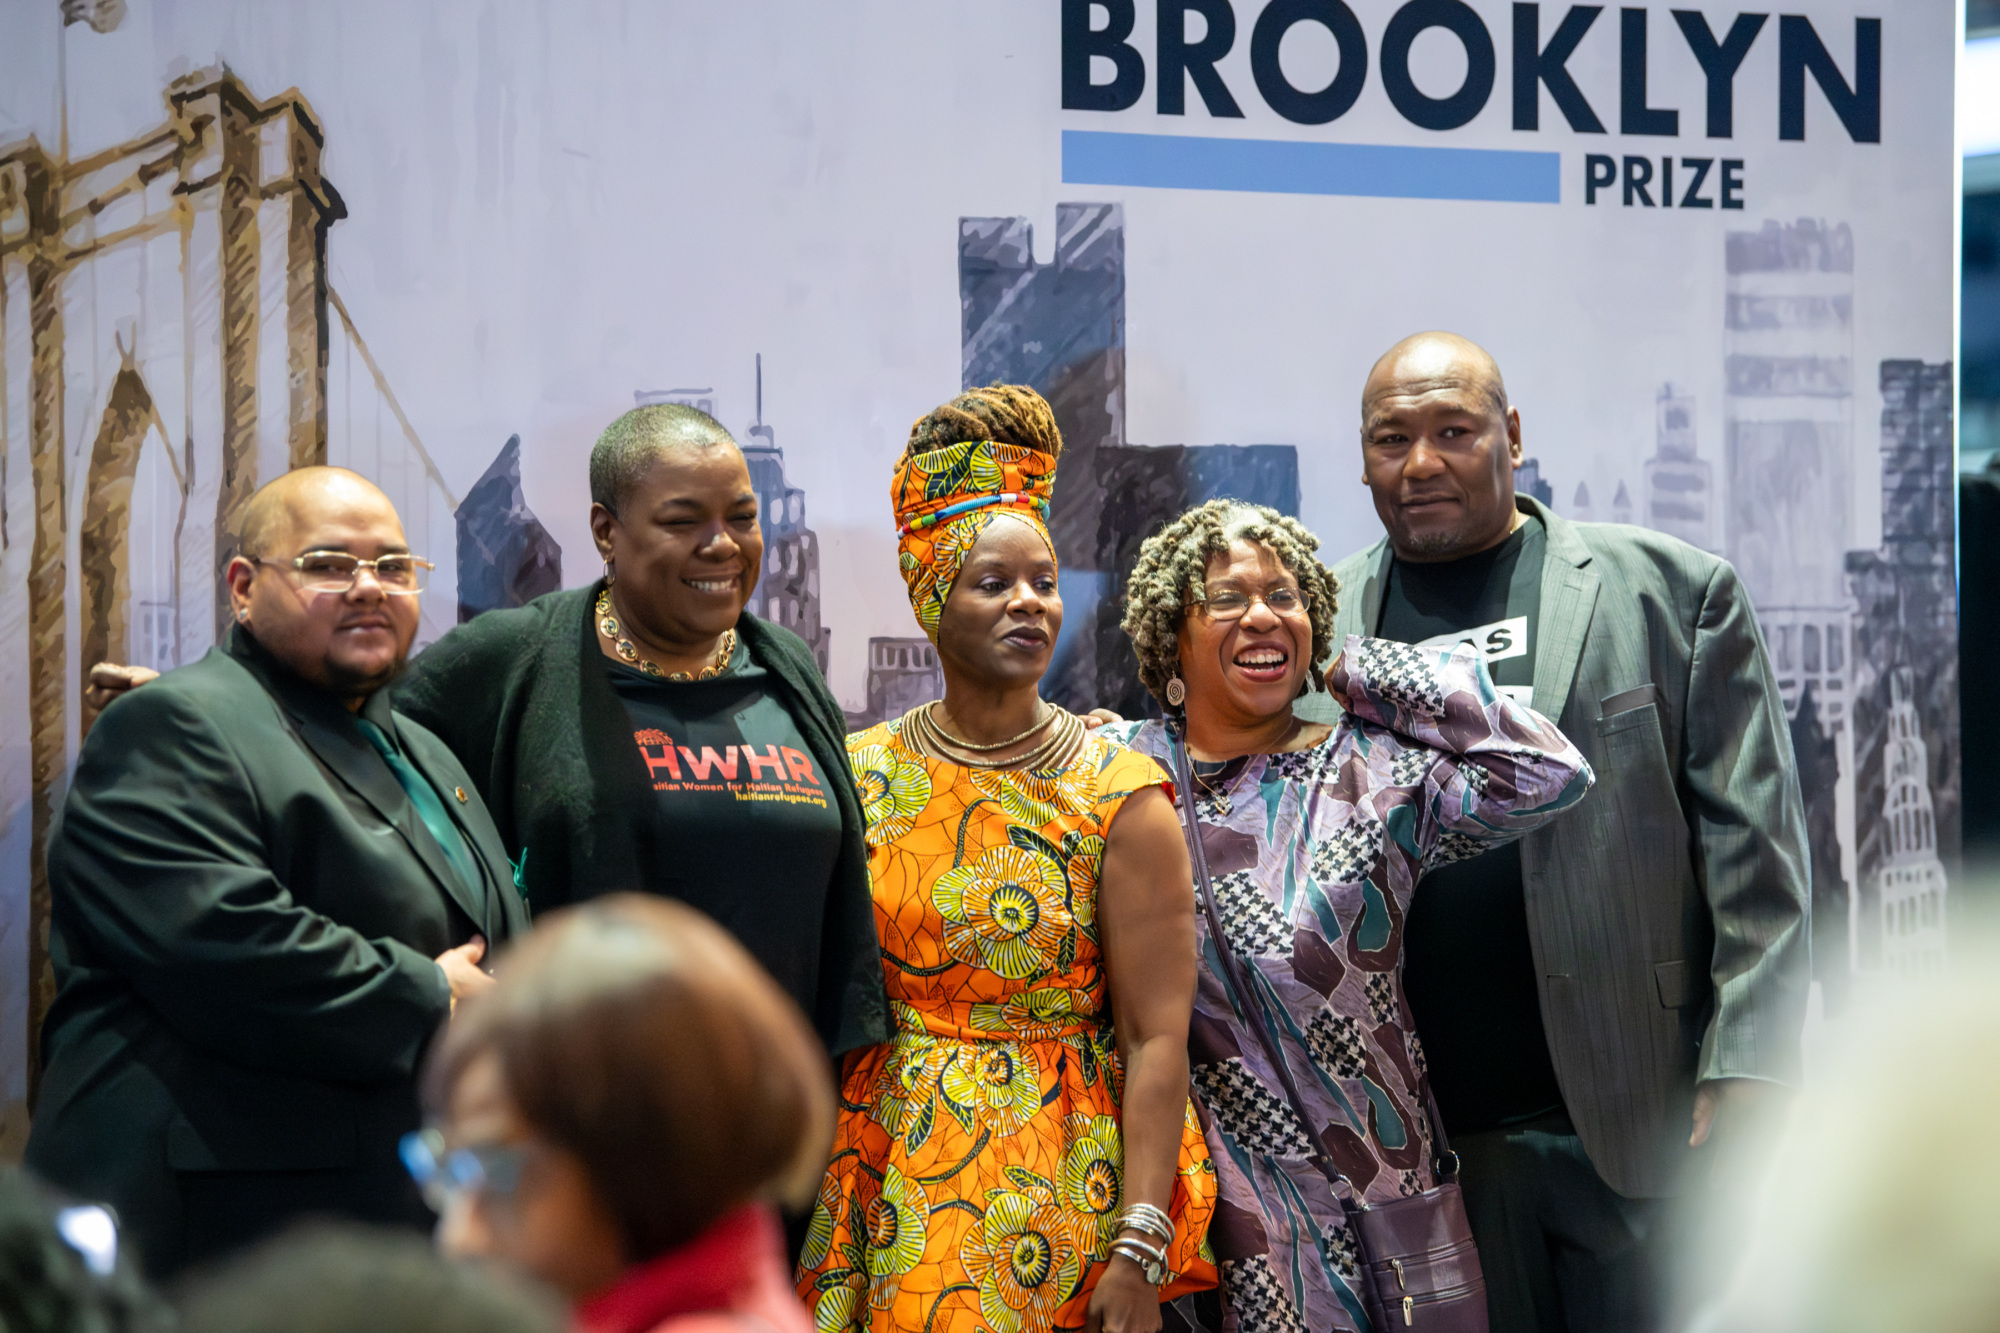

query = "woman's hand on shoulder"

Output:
[[1322, 650, 1352, 712]]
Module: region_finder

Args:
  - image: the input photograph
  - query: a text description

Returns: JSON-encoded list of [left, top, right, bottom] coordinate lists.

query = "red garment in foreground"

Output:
[[576, 1206, 809, 1333]]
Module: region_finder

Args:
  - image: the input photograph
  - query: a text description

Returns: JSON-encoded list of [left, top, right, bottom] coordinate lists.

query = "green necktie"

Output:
[[355, 717, 484, 906]]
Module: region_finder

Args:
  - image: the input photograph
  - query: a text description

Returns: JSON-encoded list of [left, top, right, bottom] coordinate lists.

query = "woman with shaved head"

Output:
[[389, 404, 887, 1062]]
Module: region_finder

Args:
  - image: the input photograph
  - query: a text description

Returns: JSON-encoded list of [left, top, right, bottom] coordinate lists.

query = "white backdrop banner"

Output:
[[0, 0, 1958, 1140]]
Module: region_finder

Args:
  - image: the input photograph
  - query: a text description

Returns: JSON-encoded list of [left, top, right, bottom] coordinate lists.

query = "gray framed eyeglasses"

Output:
[[257, 550, 433, 594], [1193, 585, 1309, 620]]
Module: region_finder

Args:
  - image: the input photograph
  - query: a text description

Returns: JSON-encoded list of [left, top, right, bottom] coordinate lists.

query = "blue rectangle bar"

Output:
[[1061, 129, 1561, 204]]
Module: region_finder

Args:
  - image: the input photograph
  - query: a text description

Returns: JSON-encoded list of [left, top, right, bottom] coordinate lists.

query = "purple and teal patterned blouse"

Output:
[[1108, 635, 1593, 1333]]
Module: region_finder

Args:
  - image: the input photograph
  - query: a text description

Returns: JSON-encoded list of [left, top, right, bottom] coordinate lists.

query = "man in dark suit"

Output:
[[26, 466, 528, 1279], [1296, 333, 1810, 1331]]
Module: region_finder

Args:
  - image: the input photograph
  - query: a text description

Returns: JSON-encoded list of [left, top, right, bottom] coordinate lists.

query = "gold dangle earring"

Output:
[[602, 559, 615, 587]]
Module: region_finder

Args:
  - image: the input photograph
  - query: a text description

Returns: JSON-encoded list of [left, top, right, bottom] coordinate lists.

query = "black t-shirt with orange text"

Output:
[[607, 645, 843, 965]]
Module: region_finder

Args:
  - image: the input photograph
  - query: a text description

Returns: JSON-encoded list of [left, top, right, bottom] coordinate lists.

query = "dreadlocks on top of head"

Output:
[[902, 384, 1065, 462], [1120, 500, 1341, 712]]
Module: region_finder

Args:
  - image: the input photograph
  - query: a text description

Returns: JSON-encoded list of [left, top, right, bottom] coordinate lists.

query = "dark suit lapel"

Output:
[[398, 716, 524, 932], [1525, 497, 1601, 726], [399, 724, 515, 916], [328, 693, 491, 933], [372, 701, 508, 936], [228, 630, 486, 930]]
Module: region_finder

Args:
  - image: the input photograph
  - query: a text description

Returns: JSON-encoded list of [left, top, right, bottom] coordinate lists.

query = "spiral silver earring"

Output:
[[1165, 674, 1186, 708]]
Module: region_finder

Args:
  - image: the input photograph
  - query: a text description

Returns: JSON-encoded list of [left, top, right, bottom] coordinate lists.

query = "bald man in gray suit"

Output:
[[1295, 333, 1809, 1332]]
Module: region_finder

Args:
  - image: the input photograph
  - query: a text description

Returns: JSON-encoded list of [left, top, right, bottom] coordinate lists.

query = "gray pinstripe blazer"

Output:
[[1295, 496, 1810, 1198]]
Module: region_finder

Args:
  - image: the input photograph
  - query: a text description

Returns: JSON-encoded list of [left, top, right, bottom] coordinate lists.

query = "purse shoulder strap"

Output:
[[1166, 726, 1458, 1190]]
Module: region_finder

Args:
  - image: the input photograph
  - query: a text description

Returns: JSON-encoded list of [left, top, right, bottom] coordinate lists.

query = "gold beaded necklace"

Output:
[[596, 589, 736, 681]]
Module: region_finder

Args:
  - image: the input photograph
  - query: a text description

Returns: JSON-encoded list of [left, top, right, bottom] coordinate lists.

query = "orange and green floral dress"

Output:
[[798, 719, 1217, 1333]]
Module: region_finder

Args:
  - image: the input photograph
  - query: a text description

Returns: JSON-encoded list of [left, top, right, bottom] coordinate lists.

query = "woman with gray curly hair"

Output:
[[1100, 500, 1593, 1333]]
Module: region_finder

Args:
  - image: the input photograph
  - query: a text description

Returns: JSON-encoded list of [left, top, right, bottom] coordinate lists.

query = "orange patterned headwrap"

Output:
[[892, 439, 1058, 641]]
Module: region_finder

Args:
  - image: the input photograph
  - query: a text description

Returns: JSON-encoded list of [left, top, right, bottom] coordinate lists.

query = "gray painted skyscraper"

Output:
[[1642, 383, 1712, 548], [741, 358, 830, 675], [958, 204, 1299, 715], [1723, 219, 1855, 723], [1846, 360, 1958, 974], [1515, 457, 1554, 507], [456, 434, 562, 623]]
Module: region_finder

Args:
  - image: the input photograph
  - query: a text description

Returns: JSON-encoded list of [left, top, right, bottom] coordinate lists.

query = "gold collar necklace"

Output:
[[920, 702, 1055, 752], [595, 589, 735, 681], [905, 701, 1086, 772]]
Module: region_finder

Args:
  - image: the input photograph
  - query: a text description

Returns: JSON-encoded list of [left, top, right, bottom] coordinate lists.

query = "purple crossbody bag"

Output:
[[1166, 727, 1489, 1332]]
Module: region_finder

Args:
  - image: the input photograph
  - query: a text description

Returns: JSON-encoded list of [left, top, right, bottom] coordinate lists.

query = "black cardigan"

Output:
[[394, 583, 888, 1057]]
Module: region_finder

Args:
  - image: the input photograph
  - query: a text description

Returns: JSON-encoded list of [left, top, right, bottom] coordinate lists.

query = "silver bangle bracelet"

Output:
[[1109, 1237, 1169, 1287], [1116, 1202, 1176, 1246]]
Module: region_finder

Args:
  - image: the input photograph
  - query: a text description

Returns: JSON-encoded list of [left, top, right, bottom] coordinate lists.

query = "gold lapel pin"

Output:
[[454, 787, 469, 803]]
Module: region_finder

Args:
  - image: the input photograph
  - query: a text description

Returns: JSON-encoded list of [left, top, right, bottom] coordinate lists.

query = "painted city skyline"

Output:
[[0, 3, 1958, 1158]]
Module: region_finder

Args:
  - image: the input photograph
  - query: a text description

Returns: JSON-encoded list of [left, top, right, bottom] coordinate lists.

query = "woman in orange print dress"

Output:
[[799, 386, 1215, 1333]]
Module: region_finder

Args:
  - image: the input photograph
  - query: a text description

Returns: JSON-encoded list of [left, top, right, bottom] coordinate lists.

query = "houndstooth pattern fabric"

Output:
[[1266, 747, 1322, 782], [1321, 1219, 1361, 1283], [1424, 828, 1488, 873], [1310, 820, 1380, 886], [1220, 1255, 1310, 1333], [1212, 869, 1293, 958], [1391, 745, 1432, 788], [1106, 636, 1592, 1332], [1365, 972, 1398, 1028], [1193, 1059, 1314, 1157], [1306, 1009, 1368, 1081], [1352, 639, 1445, 714]]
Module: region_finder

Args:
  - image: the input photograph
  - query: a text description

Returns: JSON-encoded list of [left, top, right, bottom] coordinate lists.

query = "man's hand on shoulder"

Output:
[[85, 662, 159, 711], [436, 935, 494, 1006]]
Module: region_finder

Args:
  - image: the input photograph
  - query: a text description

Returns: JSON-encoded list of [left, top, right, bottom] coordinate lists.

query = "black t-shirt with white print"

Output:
[[1375, 514, 1568, 1136]]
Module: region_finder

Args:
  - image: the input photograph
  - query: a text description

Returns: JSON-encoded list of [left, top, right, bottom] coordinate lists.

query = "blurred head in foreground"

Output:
[[0, 1168, 168, 1333], [419, 895, 834, 1302], [179, 1224, 561, 1333], [1688, 939, 2000, 1332]]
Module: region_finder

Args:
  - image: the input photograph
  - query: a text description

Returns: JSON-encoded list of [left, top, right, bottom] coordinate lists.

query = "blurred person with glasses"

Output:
[[27, 467, 529, 1279], [1094, 499, 1593, 1333], [413, 894, 830, 1333]]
